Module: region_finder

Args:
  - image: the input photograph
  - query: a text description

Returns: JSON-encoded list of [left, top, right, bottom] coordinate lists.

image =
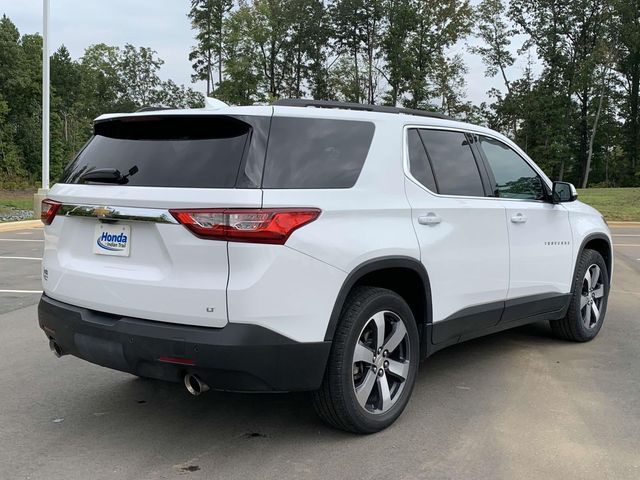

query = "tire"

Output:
[[313, 286, 420, 433], [550, 248, 609, 342]]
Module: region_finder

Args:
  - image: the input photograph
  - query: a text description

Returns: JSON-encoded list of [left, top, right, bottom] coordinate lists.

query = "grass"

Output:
[[577, 187, 640, 222], [0, 189, 35, 221]]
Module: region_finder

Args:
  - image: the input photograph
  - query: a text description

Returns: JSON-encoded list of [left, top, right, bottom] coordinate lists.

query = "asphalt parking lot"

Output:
[[1, 225, 639, 480]]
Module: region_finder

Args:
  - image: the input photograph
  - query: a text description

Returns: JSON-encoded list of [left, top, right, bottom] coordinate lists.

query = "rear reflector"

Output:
[[170, 208, 321, 245], [41, 199, 62, 225], [158, 356, 196, 366]]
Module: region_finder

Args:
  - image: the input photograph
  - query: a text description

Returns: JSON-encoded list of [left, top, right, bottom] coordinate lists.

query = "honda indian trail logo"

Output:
[[97, 231, 128, 252]]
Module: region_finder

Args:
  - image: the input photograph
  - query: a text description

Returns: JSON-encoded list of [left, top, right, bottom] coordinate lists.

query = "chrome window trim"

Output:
[[402, 124, 553, 203], [57, 204, 179, 224]]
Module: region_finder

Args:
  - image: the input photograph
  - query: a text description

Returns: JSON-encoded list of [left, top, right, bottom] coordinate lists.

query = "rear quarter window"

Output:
[[262, 117, 375, 189]]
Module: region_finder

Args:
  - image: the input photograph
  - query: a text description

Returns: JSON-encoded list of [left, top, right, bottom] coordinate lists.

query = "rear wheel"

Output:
[[550, 249, 609, 342], [313, 287, 420, 433]]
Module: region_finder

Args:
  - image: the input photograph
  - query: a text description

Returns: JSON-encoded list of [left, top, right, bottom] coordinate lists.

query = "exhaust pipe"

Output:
[[49, 340, 63, 358], [184, 373, 209, 396]]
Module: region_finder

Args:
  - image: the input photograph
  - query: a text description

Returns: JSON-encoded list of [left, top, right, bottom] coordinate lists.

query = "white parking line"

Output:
[[0, 256, 41, 260], [0, 239, 43, 242], [0, 289, 42, 294]]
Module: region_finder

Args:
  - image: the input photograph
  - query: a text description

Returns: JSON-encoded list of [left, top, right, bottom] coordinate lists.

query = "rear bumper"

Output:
[[38, 295, 331, 392]]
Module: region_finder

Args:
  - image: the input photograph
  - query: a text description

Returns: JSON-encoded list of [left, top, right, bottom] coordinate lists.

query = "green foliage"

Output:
[[0, 15, 203, 186]]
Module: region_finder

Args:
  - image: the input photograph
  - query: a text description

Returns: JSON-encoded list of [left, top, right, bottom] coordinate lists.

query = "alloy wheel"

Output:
[[580, 264, 605, 330], [352, 310, 411, 415]]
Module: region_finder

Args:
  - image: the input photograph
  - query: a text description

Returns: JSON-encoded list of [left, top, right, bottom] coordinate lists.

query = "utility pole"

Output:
[[34, 0, 50, 217]]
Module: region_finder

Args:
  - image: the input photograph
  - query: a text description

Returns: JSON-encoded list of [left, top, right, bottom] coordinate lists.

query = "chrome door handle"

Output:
[[418, 213, 442, 226], [511, 213, 527, 224]]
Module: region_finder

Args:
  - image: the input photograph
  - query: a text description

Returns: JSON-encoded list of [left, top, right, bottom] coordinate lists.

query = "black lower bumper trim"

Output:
[[38, 295, 331, 392]]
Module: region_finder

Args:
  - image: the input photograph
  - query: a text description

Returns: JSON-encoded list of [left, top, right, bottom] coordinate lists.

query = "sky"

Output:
[[0, 0, 534, 106]]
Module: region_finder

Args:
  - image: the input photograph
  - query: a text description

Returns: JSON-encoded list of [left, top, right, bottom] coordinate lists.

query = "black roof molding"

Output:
[[273, 98, 455, 121]]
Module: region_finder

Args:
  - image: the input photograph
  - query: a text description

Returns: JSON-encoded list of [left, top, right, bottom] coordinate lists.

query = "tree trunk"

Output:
[[579, 88, 589, 187], [270, 40, 276, 97], [630, 66, 639, 171], [582, 68, 608, 189], [206, 50, 211, 96], [367, 18, 375, 104], [218, 37, 223, 86], [368, 44, 373, 104], [295, 49, 302, 98], [354, 47, 360, 103]]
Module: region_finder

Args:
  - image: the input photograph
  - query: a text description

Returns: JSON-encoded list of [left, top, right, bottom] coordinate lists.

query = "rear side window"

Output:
[[407, 129, 437, 192], [60, 116, 259, 188], [418, 130, 485, 197], [262, 117, 375, 188]]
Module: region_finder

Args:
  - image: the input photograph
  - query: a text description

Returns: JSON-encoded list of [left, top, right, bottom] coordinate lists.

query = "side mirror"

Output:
[[552, 181, 578, 203]]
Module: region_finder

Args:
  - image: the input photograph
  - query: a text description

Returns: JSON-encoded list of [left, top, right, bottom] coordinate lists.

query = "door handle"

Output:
[[418, 213, 442, 226], [511, 213, 527, 224]]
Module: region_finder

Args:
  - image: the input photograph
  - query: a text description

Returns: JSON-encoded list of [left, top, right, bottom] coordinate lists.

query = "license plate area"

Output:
[[93, 223, 131, 257]]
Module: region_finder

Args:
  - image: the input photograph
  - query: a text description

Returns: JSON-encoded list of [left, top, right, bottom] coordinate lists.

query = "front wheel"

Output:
[[550, 248, 610, 342], [313, 287, 420, 433]]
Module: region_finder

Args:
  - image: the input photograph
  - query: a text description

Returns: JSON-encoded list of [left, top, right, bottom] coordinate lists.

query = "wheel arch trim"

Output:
[[324, 256, 433, 342], [575, 232, 613, 283]]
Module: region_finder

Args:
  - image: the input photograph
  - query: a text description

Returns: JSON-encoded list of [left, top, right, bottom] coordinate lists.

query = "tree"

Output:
[[431, 54, 470, 116], [381, 0, 417, 105], [471, 0, 516, 95], [250, 0, 296, 99], [0, 93, 24, 178], [284, 0, 330, 99], [509, 0, 613, 184], [51, 46, 79, 142], [330, 0, 368, 102], [612, 0, 640, 181], [404, 0, 473, 109], [470, 0, 518, 135], [154, 80, 205, 108], [119, 44, 164, 107], [188, 0, 233, 95], [218, 3, 263, 104]]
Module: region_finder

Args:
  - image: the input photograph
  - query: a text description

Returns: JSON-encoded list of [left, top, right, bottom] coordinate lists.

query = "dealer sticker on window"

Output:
[[93, 224, 131, 257]]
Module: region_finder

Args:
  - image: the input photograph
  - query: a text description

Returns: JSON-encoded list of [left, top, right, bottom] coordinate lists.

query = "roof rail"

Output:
[[273, 98, 455, 121], [135, 106, 175, 113]]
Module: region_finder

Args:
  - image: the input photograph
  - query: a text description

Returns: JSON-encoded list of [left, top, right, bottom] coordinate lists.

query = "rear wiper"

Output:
[[79, 166, 139, 185]]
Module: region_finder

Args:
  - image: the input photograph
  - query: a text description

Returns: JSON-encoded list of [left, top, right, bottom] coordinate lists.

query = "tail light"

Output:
[[170, 208, 321, 244], [41, 199, 62, 225]]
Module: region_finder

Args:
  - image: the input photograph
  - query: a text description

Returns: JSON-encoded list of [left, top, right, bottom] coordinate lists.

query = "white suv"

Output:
[[38, 99, 612, 433]]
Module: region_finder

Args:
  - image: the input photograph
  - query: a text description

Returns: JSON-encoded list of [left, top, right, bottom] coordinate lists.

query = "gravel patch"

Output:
[[0, 209, 35, 222]]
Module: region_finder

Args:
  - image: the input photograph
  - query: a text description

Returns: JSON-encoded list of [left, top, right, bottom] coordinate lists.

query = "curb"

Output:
[[0, 220, 42, 233], [608, 221, 640, 227]]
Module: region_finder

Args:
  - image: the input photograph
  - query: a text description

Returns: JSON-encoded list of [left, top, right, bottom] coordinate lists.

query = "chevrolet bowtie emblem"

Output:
[[93, 206, 114, 218]]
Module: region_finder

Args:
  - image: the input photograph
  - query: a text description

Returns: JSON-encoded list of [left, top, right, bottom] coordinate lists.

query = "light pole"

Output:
[[34, 0, 50, 217]]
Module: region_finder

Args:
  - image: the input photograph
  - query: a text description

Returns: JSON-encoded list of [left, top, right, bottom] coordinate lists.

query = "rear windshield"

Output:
[[60, 116, 254, 188], [262, 117, 375, 188]]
